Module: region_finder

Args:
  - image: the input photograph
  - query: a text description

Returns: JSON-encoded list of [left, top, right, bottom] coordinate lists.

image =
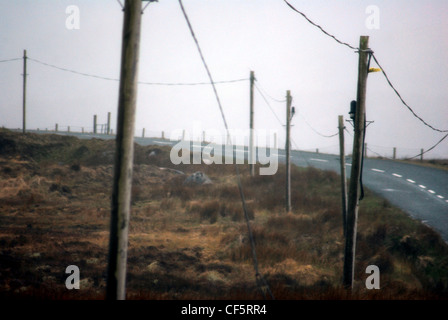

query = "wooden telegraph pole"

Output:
[[249, 71, 255, 176], [107, 112, 111, 135], [22, 50, 27, 134], [93, 115, 97, 134], [285, 90, 292, 213], [343, 36, 370, 290], [106, 0, 143, 300], [338, 115, 347, 237]]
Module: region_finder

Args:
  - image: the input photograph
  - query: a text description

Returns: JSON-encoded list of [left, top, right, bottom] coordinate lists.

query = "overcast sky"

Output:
[[1, 0, 447, 159]]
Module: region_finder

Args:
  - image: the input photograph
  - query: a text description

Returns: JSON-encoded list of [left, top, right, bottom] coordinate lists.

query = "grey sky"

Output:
[[1, 0, 447, 159]]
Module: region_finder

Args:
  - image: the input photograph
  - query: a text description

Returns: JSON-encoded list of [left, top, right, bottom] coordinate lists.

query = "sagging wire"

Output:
[[0, 57, 21, 63], [27, 56, 246, 86], [283, 0, 357, 50], [371, 53, 448, 133], [178, 0, 274, 300]]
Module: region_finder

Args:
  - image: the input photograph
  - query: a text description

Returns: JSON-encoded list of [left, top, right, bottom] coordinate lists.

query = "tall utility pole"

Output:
[[285, 90, 292, 213], [107, 112, 111, 135], [338, 115, 347, 237], [22, 50, 27, 134], [343, 36, 370, 290], [93, 115, 97, 134], [106, 0, 143, 301], [249, 71, 255, 176]]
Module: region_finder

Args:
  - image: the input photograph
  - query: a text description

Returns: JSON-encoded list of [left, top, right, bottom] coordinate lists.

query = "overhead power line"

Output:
[[0, 57, 21, 63], [254, 83, 284, 126], [297, 110, 339, 138], [254, 80, 287, 103], [405, 133, 448, 160], [284, 0, 448, 135], [283, 0, 357, 50], [362, 133, 448, 160], [178, 0, 274, 300], [138, 78, 248, 86], [27, 57, 248, 86], [370, 53, 448, 133], [29, 57, 119, 81]]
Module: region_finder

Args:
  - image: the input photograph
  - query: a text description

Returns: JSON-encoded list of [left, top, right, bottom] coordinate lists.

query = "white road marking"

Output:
[[371, 168, 385, 173], [392, 173, 403, 178], [346, 163, 352, 166], [154, 141, 173, 145], [401, 180, 444, 201], [310, 158, 329, 163]]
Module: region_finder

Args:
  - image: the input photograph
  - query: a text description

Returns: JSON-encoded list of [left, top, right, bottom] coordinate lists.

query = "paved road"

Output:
[[20, 130, 448, 242], [290, 150, 448, 241], [138, 134, 448, 242]]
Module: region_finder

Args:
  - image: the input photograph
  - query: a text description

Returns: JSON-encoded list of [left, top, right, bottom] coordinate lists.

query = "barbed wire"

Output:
[[178, 0, 274, 300]]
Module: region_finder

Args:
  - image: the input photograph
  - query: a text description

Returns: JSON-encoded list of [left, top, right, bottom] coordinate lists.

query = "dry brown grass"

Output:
[[1, 130, 448, 300]]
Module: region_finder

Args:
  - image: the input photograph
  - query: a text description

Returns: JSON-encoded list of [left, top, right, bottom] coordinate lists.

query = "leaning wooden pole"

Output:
[[22, 50, 27, 134], [106, 0, 142, 300], [249, 71, 255, 176], [343, 36, 370, 290], [338, 115, 347, 237], [285, 90, 292, 213]]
